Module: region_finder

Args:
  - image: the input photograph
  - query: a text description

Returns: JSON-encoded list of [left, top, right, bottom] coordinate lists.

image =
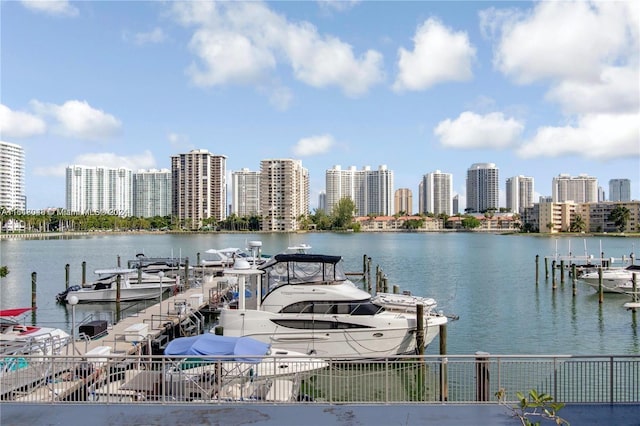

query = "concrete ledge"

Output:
[[2, 403, 639, 426]]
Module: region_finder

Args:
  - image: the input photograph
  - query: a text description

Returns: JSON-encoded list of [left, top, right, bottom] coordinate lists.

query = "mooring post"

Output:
[[439, 324, 448, 402], [65, 263, 70, 290], [116, 274, 121, 303], [31, 271, 37, 310], [117, 255, 121, 267], [552, 260, 557, 289], [560, 260, 565, 284], [631, 273, 638, 313], [382, 275, 388, 293], [572, 264, 577, 296], [197, 252, 201, 267], [598, 266, 604, 303], [362, 254, 367, 290], [545, 257, 549, 278], [535, 255, 539, 284], [367, 257, 372, 293], [184, 257, 190, 290], [416, 304, 425, 355], [475, 351, 490, 402], [82, 261, 86, 285], [393, 284, 400, 294]]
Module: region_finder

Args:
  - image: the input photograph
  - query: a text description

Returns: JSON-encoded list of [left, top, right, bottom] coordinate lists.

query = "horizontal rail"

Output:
[[1, 354, 638, 405]]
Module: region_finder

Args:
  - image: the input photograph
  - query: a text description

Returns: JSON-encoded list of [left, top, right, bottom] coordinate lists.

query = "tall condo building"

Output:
[[325, 165, 394, 216], [552, 174, 598, 203], [609, 178, 631, 202], [231, 168, 261, 217], [466, 163, 499, 213], [394, 188, 412, 215], [505, 175, 534, 214], [260, 159, 309, 232], [171, 149, 227, 230], [419, 170, 452, 216], [317, 191, 326, 212], [0, 141, 26, 211], [132, 169, 171, 217], [66, 165, 132, 215]]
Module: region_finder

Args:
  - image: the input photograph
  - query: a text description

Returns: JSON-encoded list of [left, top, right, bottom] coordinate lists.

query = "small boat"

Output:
[[0, 308, 70, 356], [56, 268, 175, 303], [162, 334, 326, 401], [580, 264, 640, 294]]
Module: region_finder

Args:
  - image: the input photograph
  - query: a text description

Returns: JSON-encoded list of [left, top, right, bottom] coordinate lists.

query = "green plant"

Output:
[[496, 388, 569, 425]]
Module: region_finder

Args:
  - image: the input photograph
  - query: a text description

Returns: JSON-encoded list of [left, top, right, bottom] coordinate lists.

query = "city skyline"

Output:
[[1, 1, 638, 212]]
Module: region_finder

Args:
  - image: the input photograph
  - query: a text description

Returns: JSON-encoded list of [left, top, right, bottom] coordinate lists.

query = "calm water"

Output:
[[1, 232, 639, 356]]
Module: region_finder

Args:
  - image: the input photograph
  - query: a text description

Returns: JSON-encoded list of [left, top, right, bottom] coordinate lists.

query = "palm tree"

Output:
[[609, 205, 630, 232], [570, 215, 586, 233]]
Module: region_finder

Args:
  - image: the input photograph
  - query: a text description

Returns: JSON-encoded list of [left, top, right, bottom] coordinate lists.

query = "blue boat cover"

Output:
[[164, 334, 270, 363]]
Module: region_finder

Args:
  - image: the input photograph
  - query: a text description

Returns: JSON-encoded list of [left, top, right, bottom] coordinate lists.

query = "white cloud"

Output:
[[393, 18, 476, 92], [174, 1, 384, 97], [167, 132, 193, 151], [0, 104, 46, 138], [293, 134, 335, 156], [30, 100, 121, 140], [545, 66, 639, 115], [133, 28, 166, 46], [485, 1, 634, 84], [434, 112, 524, 149], [20, 0, 78, 17], [317, 0, 360, 13], [34, 150, 157, 177], [517, 113, 640, 160]]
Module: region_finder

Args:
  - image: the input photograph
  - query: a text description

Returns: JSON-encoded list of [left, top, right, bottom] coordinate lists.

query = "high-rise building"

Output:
[[132, 169, 171, 217], [171, 149, 227, 230], [609, 178, 631, 202], [66, 165, 132, 215], [325, 164, 394, 216], [394, 188, 412, 215], [0, 141, 25, 211], [452, 194, 459, 215], [419, 170, 452, 216], [231, 168, 261, 217], [317, 191, 326, 212], [505, 175, 534, 214], [260, 159, 309, 231], [466, 163, 499, 213], [552, 174, 598, 203]]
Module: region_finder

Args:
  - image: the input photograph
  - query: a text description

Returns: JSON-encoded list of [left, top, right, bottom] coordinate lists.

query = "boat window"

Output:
[[280, 300, 380, 315], [270, 319, 372, 329]]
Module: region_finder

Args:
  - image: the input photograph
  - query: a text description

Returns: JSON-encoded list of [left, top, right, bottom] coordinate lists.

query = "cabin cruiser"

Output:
[[212, 254, 448, 359]]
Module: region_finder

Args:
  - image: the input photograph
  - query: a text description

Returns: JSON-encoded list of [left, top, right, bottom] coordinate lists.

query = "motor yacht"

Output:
[[212, 253, 448, 359]]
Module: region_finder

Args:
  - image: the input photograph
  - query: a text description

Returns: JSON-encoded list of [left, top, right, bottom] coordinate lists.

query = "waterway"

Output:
[[1, 232, 639, 356]]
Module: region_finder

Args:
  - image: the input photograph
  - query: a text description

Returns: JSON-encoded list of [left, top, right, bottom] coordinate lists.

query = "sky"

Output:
[[1, 0, 639, 213]]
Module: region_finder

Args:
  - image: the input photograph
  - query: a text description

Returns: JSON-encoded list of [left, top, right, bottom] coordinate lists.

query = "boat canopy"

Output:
[[164, 334, 270, 363], [258, 253, 347, 288], [0, 307, 34, 317]]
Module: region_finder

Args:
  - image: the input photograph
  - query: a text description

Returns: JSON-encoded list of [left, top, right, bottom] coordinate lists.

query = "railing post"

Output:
[[475, 351, 490, 402]]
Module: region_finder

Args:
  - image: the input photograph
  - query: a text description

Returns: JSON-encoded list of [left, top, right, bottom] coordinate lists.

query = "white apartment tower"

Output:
[[260, 159, 309, 232], [325, 165, 393, 217], [66, 165, 132, 215], [171, 149, 227, 230], [231, 168, 261, 217], [132, 169, 171, 217], [420, 170, 452, 216], [506, 175, 534, 214], [466, 163, 499, 213], [0, 141, 25, 211], [552, 174, 598, 203], [609, 178, 631, 202]]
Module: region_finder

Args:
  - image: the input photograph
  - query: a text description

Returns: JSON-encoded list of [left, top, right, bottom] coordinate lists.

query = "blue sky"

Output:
[[2, 0, 638, 213]]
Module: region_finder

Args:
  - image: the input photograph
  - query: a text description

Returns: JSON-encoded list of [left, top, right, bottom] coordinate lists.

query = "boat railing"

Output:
[[0, 353, 638, 404]]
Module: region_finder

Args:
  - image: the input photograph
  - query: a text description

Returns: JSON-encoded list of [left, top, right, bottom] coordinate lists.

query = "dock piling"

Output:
[[65, 264, 70, 290]]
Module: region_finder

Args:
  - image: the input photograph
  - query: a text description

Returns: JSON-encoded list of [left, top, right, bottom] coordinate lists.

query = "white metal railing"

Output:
[[0, 354, 638, 404]]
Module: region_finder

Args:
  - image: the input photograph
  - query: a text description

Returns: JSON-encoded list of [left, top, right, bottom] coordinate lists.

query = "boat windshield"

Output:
[[259, 254, 347, 289]]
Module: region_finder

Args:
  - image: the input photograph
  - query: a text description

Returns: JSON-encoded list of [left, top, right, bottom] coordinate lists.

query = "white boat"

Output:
[[56, 268, 175, 303], [0, 308, 70, 356], [212, 253, 448, 359], [580, 264, 640, 294], [162, 334, 326, 401]]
